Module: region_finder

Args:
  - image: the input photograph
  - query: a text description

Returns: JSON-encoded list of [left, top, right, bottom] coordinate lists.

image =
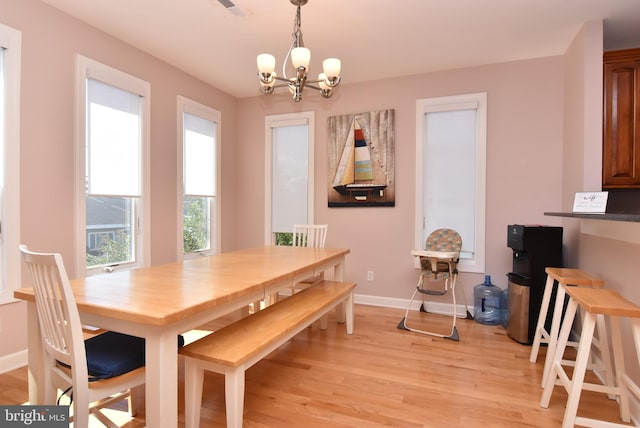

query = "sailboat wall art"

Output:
[[328, 109, 395, 207]]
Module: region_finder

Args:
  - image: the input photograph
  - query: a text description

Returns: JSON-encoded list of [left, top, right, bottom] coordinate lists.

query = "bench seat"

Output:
[[179, 279, 356, 428]]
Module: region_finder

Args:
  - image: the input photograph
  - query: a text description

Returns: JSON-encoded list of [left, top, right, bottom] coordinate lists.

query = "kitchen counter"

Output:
[[545, 212, 640, 223]]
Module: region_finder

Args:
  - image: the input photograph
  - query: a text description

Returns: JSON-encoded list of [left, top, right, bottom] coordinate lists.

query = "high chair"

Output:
[[397, 228, 471, 341]]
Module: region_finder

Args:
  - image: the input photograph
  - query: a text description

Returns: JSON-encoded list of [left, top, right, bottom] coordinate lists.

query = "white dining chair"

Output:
[[265, 224, 329, 307], [293, 224, 328, 249], [292, 224, 328, 287], [19, 245, 146, 427]]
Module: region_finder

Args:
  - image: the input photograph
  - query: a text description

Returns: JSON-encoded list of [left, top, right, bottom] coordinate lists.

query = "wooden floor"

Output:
[[0, 304, 630, 427]]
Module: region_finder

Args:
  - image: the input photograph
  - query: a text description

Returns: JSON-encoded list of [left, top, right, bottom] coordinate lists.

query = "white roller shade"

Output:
[[271, 124, 308, 233], [87, 79, 142, 197], [424, 108, 477, 255], [184, 113, 216, 197]]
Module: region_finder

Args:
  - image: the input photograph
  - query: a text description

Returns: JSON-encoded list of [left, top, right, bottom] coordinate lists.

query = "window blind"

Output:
[[184, 112, 216, 197], [86, 78, 142, 197]]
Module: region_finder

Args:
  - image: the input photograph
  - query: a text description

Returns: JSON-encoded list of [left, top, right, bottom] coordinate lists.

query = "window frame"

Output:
[[176, 96, 221, 260], [75, 55, 151, 277], [264, 112, 315, 245], [0, 23, 21, 304], [415, 92, 487, 273]]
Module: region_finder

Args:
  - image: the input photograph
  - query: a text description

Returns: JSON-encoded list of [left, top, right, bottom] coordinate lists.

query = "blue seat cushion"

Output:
[[85, 331, 185, 379], [85, 331, 145, 379]]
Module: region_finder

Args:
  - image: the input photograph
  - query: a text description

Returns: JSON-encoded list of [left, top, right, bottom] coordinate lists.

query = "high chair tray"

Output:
[[411, 249, 459, 259]]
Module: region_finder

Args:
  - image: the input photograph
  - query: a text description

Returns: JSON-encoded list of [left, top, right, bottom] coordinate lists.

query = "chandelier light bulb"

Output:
[[291, 47, 311, 69], [257, 53, 276, 74], [322, 58, 341, 79]]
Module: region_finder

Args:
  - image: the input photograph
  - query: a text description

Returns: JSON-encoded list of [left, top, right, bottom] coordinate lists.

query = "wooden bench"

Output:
[[179, 279, 356, 428]]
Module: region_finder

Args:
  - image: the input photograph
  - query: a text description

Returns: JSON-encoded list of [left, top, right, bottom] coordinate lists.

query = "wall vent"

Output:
[[215, 0, 245, 16]]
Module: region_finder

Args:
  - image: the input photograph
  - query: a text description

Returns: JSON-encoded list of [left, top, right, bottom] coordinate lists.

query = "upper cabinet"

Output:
[[603, 48, 640, 188]]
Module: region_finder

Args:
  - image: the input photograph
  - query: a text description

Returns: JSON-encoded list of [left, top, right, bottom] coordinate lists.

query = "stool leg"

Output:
[[611, 316, 631, 423], [542, 282, 567, 386], [530, 274, 555, 363], [561, 311, 597, 428], [540, 297, 578, 408], [595, 313, 617, 400]]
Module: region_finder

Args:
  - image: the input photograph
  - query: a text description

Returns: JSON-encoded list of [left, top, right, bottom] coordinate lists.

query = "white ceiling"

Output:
[[39, 0, 640, 99]]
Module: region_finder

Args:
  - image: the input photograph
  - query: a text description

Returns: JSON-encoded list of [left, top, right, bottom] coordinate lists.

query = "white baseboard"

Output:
[[354, 293, 472, 317], [0, 349, 27, 374]]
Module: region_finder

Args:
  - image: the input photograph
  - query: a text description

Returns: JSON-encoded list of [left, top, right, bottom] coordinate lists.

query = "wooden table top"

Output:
[[14, 246, 350, 326]]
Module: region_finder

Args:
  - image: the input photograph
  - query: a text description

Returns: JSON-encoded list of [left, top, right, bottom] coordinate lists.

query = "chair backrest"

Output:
[[421, 229, 462, 275], [425, 228, 462, 253], [19, 245, 90, 382], [293, 224, 328, 248]]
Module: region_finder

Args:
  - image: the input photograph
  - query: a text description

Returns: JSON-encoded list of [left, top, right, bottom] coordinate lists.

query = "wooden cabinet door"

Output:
[[603, 50, 640, 188]]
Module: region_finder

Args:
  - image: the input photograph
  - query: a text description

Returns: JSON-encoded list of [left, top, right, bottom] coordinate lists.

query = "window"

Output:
[[75, 56, 150, 276], [0, 23, 21, 303], [415, 93, 487, 272], [178, 96, 220, 258], [264, 112, 314, 245]]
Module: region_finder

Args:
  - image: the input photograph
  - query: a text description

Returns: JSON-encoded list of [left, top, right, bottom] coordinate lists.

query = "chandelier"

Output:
[[256, 0, 341, 102]]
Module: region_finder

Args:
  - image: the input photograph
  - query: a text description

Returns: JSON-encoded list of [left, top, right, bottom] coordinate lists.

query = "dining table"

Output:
[[14, 245, 350, 428]]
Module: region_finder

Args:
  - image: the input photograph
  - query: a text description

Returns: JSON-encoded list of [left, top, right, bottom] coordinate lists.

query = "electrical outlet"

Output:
[[367, 271, 374, 281]]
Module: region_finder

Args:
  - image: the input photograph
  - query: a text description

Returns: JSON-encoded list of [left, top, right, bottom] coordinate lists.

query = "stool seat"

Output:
[[567, 287, 640, 318], [541, 287, 640, 427], [545, 267, 605, 288]]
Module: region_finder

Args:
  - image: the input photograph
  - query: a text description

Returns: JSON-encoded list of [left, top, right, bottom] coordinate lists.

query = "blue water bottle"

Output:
[[474, 275, 503, 325]]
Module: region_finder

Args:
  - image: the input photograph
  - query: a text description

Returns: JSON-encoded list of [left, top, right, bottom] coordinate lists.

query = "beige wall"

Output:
[[236, 57, 565, 304], [0, 0, 238, 358]]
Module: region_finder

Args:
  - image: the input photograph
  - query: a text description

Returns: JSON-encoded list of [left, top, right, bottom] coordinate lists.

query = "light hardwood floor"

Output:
[[0, 304, 629, 427]]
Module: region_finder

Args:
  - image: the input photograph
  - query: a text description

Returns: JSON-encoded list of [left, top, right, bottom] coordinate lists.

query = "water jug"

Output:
[[474, 275, 503, 325]]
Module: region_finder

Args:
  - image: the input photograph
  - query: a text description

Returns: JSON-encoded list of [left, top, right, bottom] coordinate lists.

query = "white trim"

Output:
[[415, 93, 487, 273], [176, 96, 222, 260], [354, 294, 471, 317], [75, 55, 151, 277], [264, 111, 315, 244], [0, 349, 27, 375], [0, 23, 21, 305]]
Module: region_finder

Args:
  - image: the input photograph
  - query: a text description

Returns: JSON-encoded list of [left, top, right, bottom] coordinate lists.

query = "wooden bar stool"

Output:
[[540, 287, 640, 427], [529, 268, 611, 388]]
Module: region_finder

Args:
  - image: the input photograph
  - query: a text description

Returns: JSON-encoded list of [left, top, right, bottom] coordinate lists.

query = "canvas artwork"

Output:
[[327, 109, 395, 207]]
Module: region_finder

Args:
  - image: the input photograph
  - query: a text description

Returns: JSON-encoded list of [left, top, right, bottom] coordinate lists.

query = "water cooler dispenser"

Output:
[[506, 225, 563, 344]]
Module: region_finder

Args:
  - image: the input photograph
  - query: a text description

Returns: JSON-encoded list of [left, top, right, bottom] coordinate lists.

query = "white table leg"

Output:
[[145, 328, 179, 427]]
